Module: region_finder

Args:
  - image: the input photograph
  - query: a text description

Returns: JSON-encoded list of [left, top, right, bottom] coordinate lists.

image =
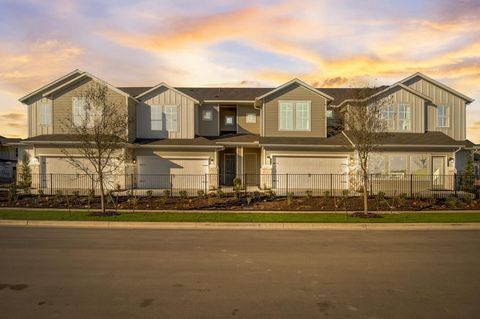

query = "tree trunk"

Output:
[[363, 172, 369, 214], [99, 172, 106, 213]]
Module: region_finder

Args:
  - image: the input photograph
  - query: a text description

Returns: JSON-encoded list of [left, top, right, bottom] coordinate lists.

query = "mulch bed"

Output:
[[0, 193, 479, 211]]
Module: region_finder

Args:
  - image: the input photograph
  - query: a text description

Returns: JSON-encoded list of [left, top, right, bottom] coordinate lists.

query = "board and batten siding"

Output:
[[405, 76, 467, 140], [378, 86, 425, 133], [28, 97, 53, 137], [263, 84, 327, 137], [52, 78, 126, 134], [136, 87, 195, 139]]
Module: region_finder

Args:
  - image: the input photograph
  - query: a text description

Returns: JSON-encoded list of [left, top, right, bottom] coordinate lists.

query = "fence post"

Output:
[[170, 174, 173, 197], [410, 174, 413, 198], [50, 173, 53, 195], [330, 173, 333, 196], [244, 173, 247, 195], [369, 174, 373, 196], [91, 174, 95, 195], [130, 174, 134, 191], [204, 173, 208, 195], [286, 173, 289, 196]]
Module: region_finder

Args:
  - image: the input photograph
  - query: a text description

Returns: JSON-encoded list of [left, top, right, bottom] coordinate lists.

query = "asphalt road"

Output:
[[0, 227, 479, 319]]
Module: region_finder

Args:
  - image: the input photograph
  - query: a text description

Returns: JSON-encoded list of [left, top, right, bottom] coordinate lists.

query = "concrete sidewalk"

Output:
[[1, 219, 480, 230]]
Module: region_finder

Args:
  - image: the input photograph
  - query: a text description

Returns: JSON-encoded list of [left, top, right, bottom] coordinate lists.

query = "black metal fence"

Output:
[[10, 173, 480, 198]]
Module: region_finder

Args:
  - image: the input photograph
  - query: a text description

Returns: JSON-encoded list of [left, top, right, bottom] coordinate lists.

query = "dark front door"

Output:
[[223, 154, 236, 186]]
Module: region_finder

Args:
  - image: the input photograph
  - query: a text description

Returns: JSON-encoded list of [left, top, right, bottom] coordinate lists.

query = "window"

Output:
[[410, 155, 429, 175], [279, 101, 310, 130], [382, 105, 395, 130], [437, 105, 449, 127], [397, 104, 411, 131], [326, 110, 333, 118], [368, 154, 386, 175], [246, 113, 256, 123], [165, 105, 177, 131], [295, 102, 310, 130], [151, 105, 163, 130], [225, 115, 235, 125], [72, 97, 87, 127], [389, 156, 407, 176], [202, 110, 212, 121], [38, 102, 52, 125]]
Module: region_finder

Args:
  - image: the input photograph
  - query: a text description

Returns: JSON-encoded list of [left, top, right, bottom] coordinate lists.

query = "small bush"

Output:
[[72, 190, 80, 197], [445, 196, 458, 208], [253, 191, 261, 201], [323, 191, 330, 198], [463, 193, 475, 205], [197, 190, 205, 198], [163, 189, 171, 198], [266, 189, 276, 199], [286, 192, 294, 206], [216, 189, 224, 198], [376, 191, 385, 200], [245, 196, 253, 206], [8, 184, 18, 205], [179, 190, 188, 199], [146, 190, 153, 198], [305, 190, 313, 199]]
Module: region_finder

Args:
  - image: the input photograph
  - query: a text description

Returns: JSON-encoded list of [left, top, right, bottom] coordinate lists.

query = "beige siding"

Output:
[[28, 97, 53, 137], [378, 86, 425, 133], [134, 148, 215, 159], [51, 78, 126, 134], [263, 84, 327, 137], [405, 76, 467, 140], [237, 105, 260, 134], [127, 97, 137, 143], [136, 87, 195, 139], [198, 104, 219, 136]]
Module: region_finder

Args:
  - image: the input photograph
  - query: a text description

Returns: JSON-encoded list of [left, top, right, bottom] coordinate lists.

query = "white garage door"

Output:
[[137, 156, 209, 189], [41, 157, 94, 190], [272, 156, 348, 192]]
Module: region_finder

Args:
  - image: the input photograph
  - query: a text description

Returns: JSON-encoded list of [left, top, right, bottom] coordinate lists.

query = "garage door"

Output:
[[137, 156, 209, 189], [272, 156, 348, 192], [41, 157, 95, 190]]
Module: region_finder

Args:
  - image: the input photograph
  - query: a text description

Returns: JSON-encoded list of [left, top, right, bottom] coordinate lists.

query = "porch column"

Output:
[[236, 146, 244, 183], [208, 151, 219, 190]]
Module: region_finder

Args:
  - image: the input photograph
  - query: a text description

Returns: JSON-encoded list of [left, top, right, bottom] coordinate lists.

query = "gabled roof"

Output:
[[135, 82, 200, 103], [400, 72, 474, 103], [255, 78, 334, 101], [18, 69, 82, 103], [41, 71, 137, 102], [333, 83, 432, 108]]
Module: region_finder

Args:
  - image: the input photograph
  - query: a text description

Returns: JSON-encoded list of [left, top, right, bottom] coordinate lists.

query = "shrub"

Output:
[[233, 178, 243, 191], [18, 153, 32, 195], [179, 190, 188, 199], [305, 190, 313, 199], [216, 189, 224, 198], [463, 193, 475, 205], [286, 192, 294, 206], [376, 191, 385, 200], [253, 191, 261, 201], [72, 190, 80, 198], [197, 190, 205, 198], [266, 189, 275, 199], [445, 196, 458, 208], [245, 196, 253, 206], [163, 189, 171, 198], [38, 189, 45, 196], [323, 191, 331, 199], [146, 190, 153, 198], [8, 184, 18, 205]]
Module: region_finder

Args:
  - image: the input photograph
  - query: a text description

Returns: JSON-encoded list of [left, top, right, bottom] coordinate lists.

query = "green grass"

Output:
[[0, 210, 480, 223]]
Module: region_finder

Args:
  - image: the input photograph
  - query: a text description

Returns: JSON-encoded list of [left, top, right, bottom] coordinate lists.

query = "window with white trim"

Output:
[[246, 113, 256, 123], [225, 115, 235, 125], [38, 102, 52, 125], [279, 101, 310, 130], [165, 105, 177, 132], [389, 156, 407, 176], [326, 110, 333, 118], [437, 105, 449, 127], [397, 104, 411, 131], [72, 97, 87, 127], [202, 110, 212, 121], [368, 154, 386, 175], [151, 104, 163, 130], [410, 155, 429, 175], [382, 105, 395, 130]]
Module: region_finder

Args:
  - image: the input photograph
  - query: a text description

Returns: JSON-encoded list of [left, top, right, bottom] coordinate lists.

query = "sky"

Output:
[[0, 0, 479, 140]]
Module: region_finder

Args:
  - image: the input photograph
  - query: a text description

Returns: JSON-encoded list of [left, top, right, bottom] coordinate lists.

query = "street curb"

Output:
[[1, 207, 480, 214], [1, 220, 480, 230]]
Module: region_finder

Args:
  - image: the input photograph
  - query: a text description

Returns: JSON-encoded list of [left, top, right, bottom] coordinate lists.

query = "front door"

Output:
[[223, 154, 236, 186], [432, 156, 445, 189], [244, 153, 259, 186]]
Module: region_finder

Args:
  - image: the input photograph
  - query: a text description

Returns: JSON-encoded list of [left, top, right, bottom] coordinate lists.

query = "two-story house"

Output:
[[0, 136, 20, 182], [17, 69, 475, 192]]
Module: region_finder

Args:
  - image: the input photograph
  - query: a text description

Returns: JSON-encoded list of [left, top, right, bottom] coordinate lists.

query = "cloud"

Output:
[[0, 113, 26, 121]]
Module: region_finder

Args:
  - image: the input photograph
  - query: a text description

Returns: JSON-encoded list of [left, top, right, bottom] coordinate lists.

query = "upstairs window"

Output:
[[382, 105, 395, 130], [279, 101, 310, 131], [225, 115, 235, 126], [165, 105, 178, 132], [202, 110, 212, 121], [151, 105, 163, 130], [72, 97, 87, 127], [397, 104, 411, 131], [326, 110, 334, 118], [437, 105, 449, 127], [38, 102, 52, 125]]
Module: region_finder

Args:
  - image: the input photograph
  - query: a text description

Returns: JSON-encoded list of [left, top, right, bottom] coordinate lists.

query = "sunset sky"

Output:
[[0, 0, 479, 140]]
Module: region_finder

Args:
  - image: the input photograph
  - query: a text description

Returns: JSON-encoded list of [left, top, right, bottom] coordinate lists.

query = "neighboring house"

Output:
[[0, 136, 21, 183], [17, 69, 476, 192]]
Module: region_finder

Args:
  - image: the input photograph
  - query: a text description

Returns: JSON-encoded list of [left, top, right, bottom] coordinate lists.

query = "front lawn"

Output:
[[0, 210, 480, 223]]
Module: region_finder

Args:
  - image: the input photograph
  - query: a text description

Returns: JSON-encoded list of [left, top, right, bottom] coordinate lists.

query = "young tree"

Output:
[[341, 87, 390, 215], [460, 151, 475, 193], [62, 83, 128, 213], [18, 153, 32, 194]]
